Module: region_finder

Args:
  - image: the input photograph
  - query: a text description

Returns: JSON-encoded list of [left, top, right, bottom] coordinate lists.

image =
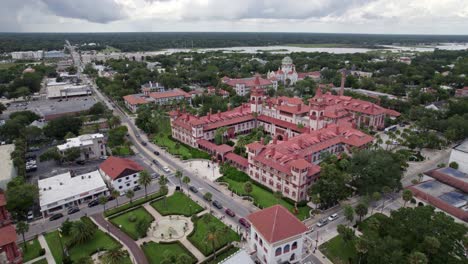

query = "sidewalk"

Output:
[[38, 234, 56, 264], [91, 214, 149, 264]]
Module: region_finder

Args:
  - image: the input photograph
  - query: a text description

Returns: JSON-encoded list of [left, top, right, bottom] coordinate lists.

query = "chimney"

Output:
[[335, 126, 340, 134], [339, 70, 346, 96], [185, 114, 189, 122], [227, 103, 231, 111], [297, 104, 301, 112], [207, 111, 211, 120], [317, 132, 322, 141], [240, 105, 243, 114], [260, 137, 264, 145], [352, 121, 357, 129], [298, 138, 303, 147]]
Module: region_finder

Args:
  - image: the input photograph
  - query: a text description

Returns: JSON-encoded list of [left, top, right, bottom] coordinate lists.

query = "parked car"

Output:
[[100, 156, 108, 160], [316, 218, 328, 227], [239, 218, 251, 229], [189, 186, 198, 193], [151, 173, 160, 179], [49, 213, 63, 221], [225, 208, 236, 217], [133, 186, 142, 192], [76, 160, 85, 165], [67, 207, 80, 215], [153, 151, 160, 156], [212, 200, 223, 209], [152, 159, 158, 165], [175, 186, 181, 191], [27, 211, 34, 220], [87, 200, 99, 207], [141, 141, 147, 146], [162, 167, 171, 173], [307, 226, 315, 233], [107, 195, 115, 201], [328, 213, 339, 221]]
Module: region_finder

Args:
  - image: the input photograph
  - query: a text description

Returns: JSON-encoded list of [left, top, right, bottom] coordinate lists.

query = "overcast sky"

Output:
[[2, 0, 468, 34]]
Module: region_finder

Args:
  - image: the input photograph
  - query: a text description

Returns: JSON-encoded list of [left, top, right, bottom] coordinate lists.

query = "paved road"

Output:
[[93, 214, 148, 264]]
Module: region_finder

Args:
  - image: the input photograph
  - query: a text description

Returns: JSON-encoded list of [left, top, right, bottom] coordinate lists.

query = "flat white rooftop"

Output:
[[38, 170, 107, 210], [454, 139, 468, 153], [47, 84, 91, 99], [57, 133, 104, 151]]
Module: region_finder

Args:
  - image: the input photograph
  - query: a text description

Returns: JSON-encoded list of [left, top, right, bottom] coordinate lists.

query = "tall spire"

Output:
[[339, 69, 346, 96]]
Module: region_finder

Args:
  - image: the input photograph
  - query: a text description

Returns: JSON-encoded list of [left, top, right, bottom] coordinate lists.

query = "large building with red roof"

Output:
[[170, 77, 399, 202], [123, 88, 191, 113], [247, 205, 308, 263], [0, 192, 22, 264], [222, 75, 276, 96], [99, 156, 145, 194]]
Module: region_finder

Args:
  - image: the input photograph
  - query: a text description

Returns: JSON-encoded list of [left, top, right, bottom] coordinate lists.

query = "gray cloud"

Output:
[[41, 0, 127, 23]]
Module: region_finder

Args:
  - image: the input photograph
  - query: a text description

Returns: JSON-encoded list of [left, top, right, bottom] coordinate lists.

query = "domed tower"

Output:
[[281, 56, 294, 74]]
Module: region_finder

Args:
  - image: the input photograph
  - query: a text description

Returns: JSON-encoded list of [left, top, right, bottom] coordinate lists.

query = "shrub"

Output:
[[39, 248, 46, 256], [449, 161, 459, 169], [128, 214, 137, 222]]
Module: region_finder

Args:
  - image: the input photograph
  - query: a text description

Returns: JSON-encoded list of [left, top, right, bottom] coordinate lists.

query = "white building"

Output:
[[267, 56, 299, 85], [11, 51, 44, 60], [47, 83, 92, 99], [449, 139, 468, 173], [57, 133, 105, 160], [247, 205, 308, 264], [38, 170, 108, 216], [99, 156, 144, 194], [0, 144, 16, 190]]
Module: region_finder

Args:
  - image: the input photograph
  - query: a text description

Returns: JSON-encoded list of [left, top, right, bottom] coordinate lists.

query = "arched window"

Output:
[[275, 247, 282, 256], [291, 241, 298, 250], [255, 233, 258, 241], [284, 244, 290, 253]]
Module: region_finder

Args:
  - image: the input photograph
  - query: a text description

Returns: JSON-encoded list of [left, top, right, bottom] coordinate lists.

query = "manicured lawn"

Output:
[[45, 218, 121, 263], [20, 238, 43, 262], [142, 241, 197, 264], [104, 190, 166, 217], [221, 177, 311, 220], [188, 214, 240, 256], [320, 235, 357, 264], [151, 192, 204, 216], [112, 145, 134, 156], [109, 207, 154, 240], [31, 258, 48, 264]]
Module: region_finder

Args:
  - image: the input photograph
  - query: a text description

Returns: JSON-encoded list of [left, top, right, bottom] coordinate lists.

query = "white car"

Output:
[[27, 211, 34, 220], [328, 213, 339, 221], [162, 166, 171, 173]]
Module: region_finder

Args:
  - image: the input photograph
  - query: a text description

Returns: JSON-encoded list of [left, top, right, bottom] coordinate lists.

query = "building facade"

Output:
[[449, 139, 468, 173], [57, 133, 105, 160], [222, 75, 276, 96], [123, 88, 191, 113], [247, 205, 308, 264], [99, 156, 144, 194], [0, 192, 22, 264], [267, 56, 299, 85]]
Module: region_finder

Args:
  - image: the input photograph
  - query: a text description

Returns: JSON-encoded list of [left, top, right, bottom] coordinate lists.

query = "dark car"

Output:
[[49, 213, 63, 221], [189, 186, 198, 193], [76, 160, 85, 165], [107, 195, 115, 201], [87, 200, 99, 207], [225, 208, 236, 217], [133, 186, 142, 192], [141, 141, 147, 146], [212, 200, 223, 209], [153, 151, 160, 155], [239, 218, 251, 229], [67, 207, 80, 215]]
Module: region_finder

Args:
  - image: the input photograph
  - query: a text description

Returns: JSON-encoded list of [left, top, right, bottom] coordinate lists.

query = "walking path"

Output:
[[38, 234, 56, 264], [91, 214, 149, 264]]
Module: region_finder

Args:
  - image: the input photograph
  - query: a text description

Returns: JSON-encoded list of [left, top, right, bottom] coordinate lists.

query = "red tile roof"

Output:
[[257, 115, 306, 133], [123, 95, 148, 105], [99, 156, 144, 180], [225, 152, 249, 167], [224, 76, 272, 88], [0, 192, 6, 207], [149, 89, 190, 100], [247, 205, 308, 244], [0, 225, 17, 247]]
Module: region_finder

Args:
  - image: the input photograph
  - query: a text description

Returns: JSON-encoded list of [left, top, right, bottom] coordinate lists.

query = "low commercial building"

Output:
[[247, 205, 308, 264], [449, 139, 468, 173], [11, 50, 43, 60], [47, 83, 92, 99], [0, 144, 16, 190], [38, 170, 108, 216], [0, 192, 22, 264], [99, 156, 144, 194], [57, 133, 105, 160]]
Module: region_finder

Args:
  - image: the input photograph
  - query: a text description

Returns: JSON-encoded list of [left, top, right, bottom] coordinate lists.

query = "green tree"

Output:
[[6, 179, 38, 220], [136, 218, 151, 238], [408, 251, 428, 264], [16, 221, 29, 250], [337, 224, 355, 245], [0, 102, 6, 114], [175, 170, 183, 186], [422, 236, 440, 256], [204, 192, 213, 202], [182, 176, 191, 193], [88, 102, 106, 116], [107, 126, 128, 148], [138, 170, 152, 198], [371, 191, 381, 214], [355, 238, 369, 264], [70, 219, 96, 245], [39, 147, 61, 162], [308, 163, 351, 208], [402, 189, 413, 207], [125, 190, 135, 204], [158, 175, 169, 207], [381, 186, 392, 212], [355, 203, 368, 223], [63, 147, 81, 162], [176, 254, 192, 264], [207, 223, 221, 260], [273, 190, 282, 203], [44, 116, 82, 139], [101, 249, 128, 264], [99, 196, 108, 212], [343, 204, 355, 226], [111, 189, 120, 207], [243, 182, 253, 197], [449, 161, 459, 169], [64, 131, 76, 140]]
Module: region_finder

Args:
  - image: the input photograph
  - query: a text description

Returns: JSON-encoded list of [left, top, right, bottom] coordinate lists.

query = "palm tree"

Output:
[[125, 190, 135, 204], [70, 220, 96, 245], [343, 205, 355, 226], [138, 170, 152, 198], [175, 170, 183, 186], [355, 203, 368, 223], [111, 189, 120, 207], [381, 186, 392, 212], [355, 238, 369, 264], [99, 196, 108, 212], [101, 248, 128, 264], [402, 189, 413, 207], [159, 175, 169, 207], [16, 221, 29, 250], [207, 223, 221, 260], [371, 192, 381, 214], [182, 176, 191, 193]]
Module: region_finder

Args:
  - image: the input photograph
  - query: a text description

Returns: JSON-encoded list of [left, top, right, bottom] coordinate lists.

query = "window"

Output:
[[133, 175, 137, 178], [292, 242, 298, 250], [284, 244, 290, 253], [255, 233, 258, 241], [118, 179, 122, 182], [126, 183, 130, 187], [259, 239, 263, 246], [275, 247, 282, 256], [119, 186, 122, 189], [126, 176, 129, 180], [134, 181, 137, 184]]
